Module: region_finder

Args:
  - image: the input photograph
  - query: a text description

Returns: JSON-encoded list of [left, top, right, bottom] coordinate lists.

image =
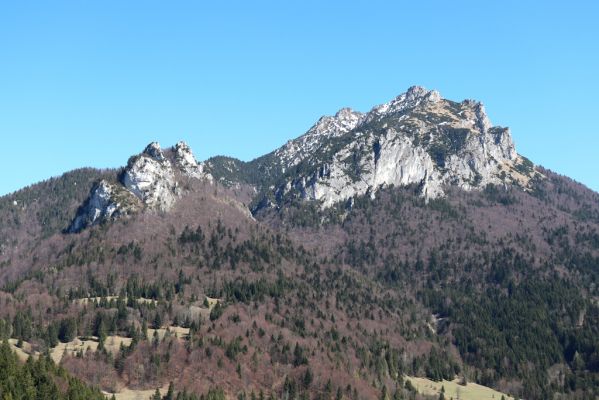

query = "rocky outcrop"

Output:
[[257, 86, 540, 211], [70, 86, 542, 231], [366, 85, 442, 121], [69, 141, 210, 232], [68, 180, 141, 232], [122, 142, 177, 211], [273, 108, 365, 172], [175, 141, 211, 181]]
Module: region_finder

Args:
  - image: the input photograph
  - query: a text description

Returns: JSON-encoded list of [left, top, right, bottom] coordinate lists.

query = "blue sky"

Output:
[[0, 1, 598, 195]]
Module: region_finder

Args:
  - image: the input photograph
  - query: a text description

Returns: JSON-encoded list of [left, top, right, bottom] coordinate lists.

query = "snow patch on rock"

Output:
[[274, 108, 365, 170]]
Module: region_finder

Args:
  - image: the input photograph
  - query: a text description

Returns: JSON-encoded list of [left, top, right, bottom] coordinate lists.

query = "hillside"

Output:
[[1, 87, 599, 399]]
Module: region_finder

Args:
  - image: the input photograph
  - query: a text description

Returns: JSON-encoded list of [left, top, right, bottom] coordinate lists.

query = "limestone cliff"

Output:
[[251, 86, 540, 210], [69, 141, 210, 232]]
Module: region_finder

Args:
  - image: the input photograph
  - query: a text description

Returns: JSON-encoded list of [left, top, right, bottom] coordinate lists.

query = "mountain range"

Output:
[[1, 87, 599, 400]]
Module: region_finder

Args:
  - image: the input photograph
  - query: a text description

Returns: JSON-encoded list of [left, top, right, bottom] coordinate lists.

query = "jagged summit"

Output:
[[368, 85, 442, 118], [272, 107, 365, 171], [246, 86, 541, 210], [174, 140, 209, 179], [142, 141, 166, 161], [266, 87, 444, 178], [69, 141, 210, 232], [2, 89, 598, 400], [71, 87, 542, 231]]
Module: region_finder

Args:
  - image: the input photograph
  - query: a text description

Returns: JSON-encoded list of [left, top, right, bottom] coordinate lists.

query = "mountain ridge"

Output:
[[211, 86, 542, 211], [69, 86, 545, 233], [1, 88, 599, 399]]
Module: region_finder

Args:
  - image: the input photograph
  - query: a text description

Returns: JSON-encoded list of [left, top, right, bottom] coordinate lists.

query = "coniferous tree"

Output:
[[164, 382, 175, 400]]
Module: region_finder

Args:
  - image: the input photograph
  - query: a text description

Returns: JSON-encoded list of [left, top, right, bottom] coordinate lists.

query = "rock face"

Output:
[[69, 141, 209, 232], [68, 180, 141, 233], [254, 86, 538, 210], [70, 86, 541, 231], [274, 107, 365, 172], [122, 142, 177, 211], [174, 141, 210, 180]]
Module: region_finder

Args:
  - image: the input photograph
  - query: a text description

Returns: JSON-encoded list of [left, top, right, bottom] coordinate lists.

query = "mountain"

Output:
[[1, 87, 599, 400], [68, 141, 213, 232], [205, 86, 539, 212]]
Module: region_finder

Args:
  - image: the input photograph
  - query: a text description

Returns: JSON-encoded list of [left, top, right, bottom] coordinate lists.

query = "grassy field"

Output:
[[8, 338, 37, 362], [6, 335, 178, 400], [147, 326, 190, 341], [50, 335, 133, 364], [406, 376, 515, 400], [205, 296, 219, 308], [8, 337, 516, 400], [103, 385, 168, 400]]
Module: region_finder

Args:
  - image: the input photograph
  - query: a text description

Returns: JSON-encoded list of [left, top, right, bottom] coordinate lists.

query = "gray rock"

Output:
[[69, 141, 211, 232], [122, 143, 177, 211], [263, 86, 540, 210], [175, 140, 212, 181], [68, 180, 141, 232]]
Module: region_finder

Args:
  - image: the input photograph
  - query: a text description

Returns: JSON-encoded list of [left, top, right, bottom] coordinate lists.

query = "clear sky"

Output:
[[1, 1, 598, 196]]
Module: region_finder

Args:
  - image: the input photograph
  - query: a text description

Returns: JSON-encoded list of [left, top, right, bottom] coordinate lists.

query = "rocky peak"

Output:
[[174, 141, 196, 166], [333, 108, 364, 131], [405, 85, 442, 104], [143, 141, 166, 162], [122, 150, 176, 211], [310, 107, 364, 138], [272, 107, 365, 171], [68, 180, 141, 233], [253, 86, 540, 211], [369, 86, 442, 118], [69, 87, 540, 231], [174, 140, 210, 180], [461, 99, 492, 133], [69, 141, 210, 232]]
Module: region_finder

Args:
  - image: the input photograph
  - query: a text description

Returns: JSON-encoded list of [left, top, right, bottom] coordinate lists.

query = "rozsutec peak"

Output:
[[272, 107, 365, 172], [250, 86, 541, 211], [367, 85, 442, 118], [68, 141, 210, 232]]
